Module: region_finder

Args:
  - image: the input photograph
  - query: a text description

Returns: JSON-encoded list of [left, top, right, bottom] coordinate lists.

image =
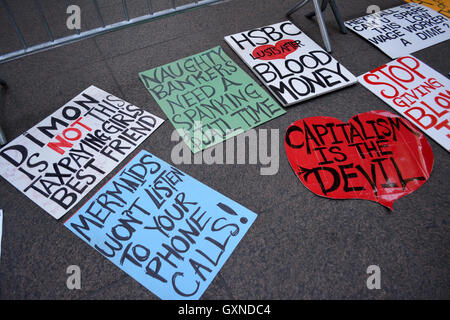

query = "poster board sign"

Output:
[[358, 55, 450, 151], [345, 3, 450, 59], [284, 110, 434, 209], [224, 21, 357, 107], [65, 150, 257, 300], [0, 86, 164, 219], [139, 46, 285, 153], [405, 0, 450, 18]]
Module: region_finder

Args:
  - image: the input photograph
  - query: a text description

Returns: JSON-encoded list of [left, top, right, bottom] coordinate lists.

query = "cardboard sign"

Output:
[[359, 55, 450, 151], [345, 3, 450, 59], [0, 86, 164, 219], [139, 46, 285, 153], [224, 21, 357, 106], [405, 0, 450, 18], [65, 150, 257, 300], [284, 110, 434, 209]]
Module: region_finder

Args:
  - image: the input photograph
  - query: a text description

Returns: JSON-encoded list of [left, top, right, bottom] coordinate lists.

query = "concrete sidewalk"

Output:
[[0, 0, 449, 299]]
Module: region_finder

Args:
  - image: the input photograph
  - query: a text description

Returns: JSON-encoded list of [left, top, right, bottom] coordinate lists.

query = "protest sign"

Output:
[[345, 2, 450, 59], [139, 46, 285, 153], [405, 0, 450, 18], [284, 110, 434, 209], [359, 55, 450, 151], [224, 21, 357, 107], [65, 150, 257, 300], [0, 86, 164, 219]]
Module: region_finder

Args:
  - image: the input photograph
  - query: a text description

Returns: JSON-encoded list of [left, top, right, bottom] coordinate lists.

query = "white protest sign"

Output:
[[224, 21, 357, 107], [359, 55, 450, 151], [0, 86, 164, 219], [345, 2, 450, 59]]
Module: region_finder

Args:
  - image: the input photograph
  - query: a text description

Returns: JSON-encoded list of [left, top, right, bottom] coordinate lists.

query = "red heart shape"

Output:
[[252, 39, 300, 60], [284, 110, 434, 210]]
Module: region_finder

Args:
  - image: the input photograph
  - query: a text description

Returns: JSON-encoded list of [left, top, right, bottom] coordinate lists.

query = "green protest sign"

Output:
[[139, 46, 286, 153]]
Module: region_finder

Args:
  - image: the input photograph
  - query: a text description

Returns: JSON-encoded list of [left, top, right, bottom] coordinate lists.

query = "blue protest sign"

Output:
[[65, 150, 257, 299]]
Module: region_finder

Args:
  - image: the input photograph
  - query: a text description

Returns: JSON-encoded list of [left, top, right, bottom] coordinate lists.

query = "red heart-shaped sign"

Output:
[[252, 39, 300, 60], [284, 110, 434, 210]]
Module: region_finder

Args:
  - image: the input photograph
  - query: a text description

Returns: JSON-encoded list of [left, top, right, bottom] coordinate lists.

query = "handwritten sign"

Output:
[[65, 150, 257, 300], [345, 3, 450, 59], [224, 21, 357, 106], [284, 111, 434, 209], [0, 86, 164, 219], [405, 0, 450, 18], [139, 46, 285, 153], [359, 55, 450, 151]]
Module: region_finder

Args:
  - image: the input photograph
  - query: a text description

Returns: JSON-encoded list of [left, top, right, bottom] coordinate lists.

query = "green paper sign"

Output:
[[139, 46, 286, 153]]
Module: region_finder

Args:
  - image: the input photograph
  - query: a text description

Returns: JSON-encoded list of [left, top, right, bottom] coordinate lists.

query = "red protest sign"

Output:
[[284, 110, 434, 210]]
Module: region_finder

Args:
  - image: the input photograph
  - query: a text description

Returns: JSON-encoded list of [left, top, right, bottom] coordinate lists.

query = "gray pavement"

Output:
[[0, 0, 449, 299]]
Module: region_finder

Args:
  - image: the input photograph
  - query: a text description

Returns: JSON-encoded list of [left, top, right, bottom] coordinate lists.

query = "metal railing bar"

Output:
[[92, 0, 105, 28], [146, 0, 154, 15], [0, 0, 223, 64], [147, 0, 153, 14], [172, 0, 176, 9], [122, 0, 129, 21], [1, 0, 27, 50], [34, 0, 54, 42]]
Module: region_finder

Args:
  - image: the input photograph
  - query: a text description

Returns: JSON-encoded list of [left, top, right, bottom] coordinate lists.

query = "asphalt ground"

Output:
[[0, 0, 449, 299]]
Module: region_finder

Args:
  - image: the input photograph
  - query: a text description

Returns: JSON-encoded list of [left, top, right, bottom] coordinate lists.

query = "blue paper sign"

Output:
[[64, 150, 257, 300]]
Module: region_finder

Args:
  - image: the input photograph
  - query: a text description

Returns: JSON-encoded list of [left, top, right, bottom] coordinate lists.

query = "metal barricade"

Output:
[[0, 0, 224, 64]]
